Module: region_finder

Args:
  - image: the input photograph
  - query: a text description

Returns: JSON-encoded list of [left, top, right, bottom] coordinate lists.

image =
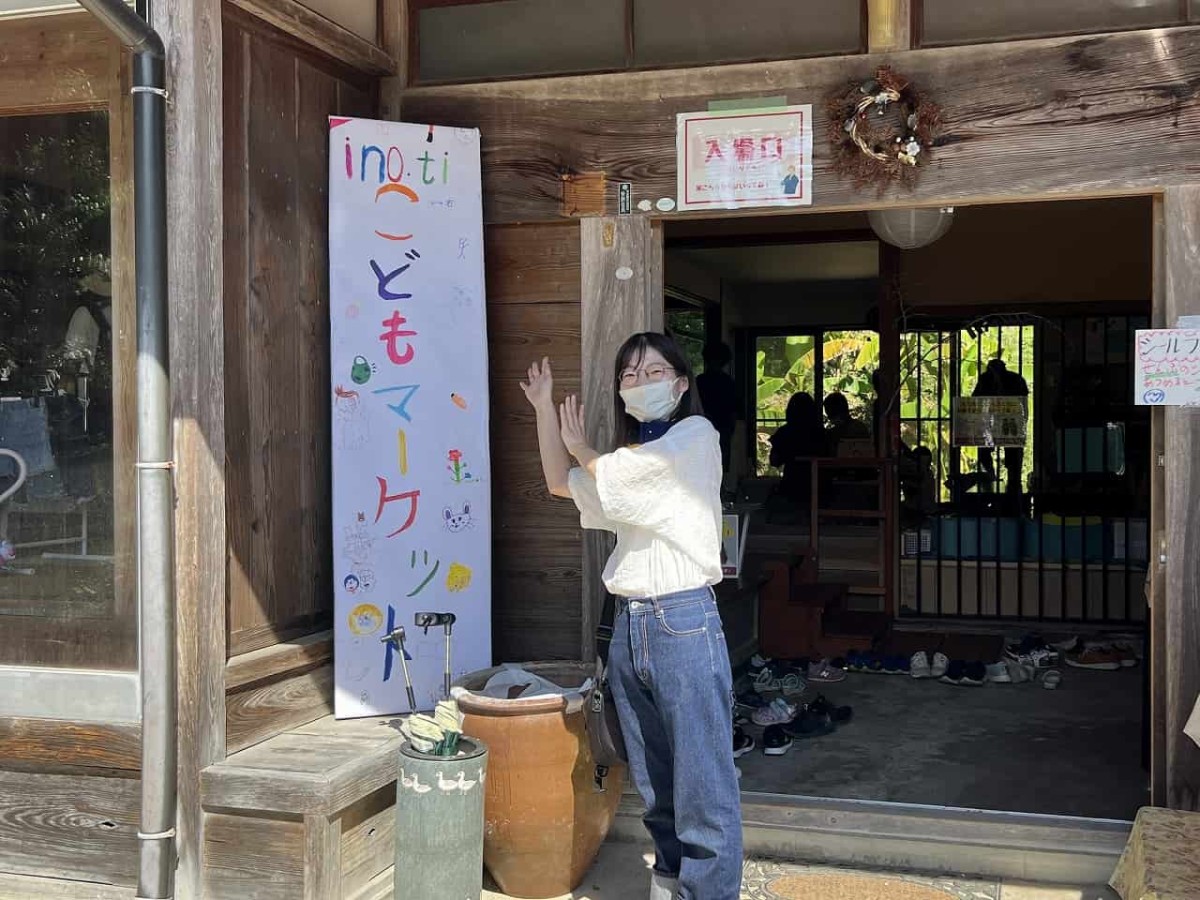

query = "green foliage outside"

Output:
[[754, 325, 1036, 492]]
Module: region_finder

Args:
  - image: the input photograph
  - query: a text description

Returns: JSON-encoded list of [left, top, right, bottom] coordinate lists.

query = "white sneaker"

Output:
[[930, 652, 950, 679], [910, 651, 932, 679], [649, 871, 678, 900]]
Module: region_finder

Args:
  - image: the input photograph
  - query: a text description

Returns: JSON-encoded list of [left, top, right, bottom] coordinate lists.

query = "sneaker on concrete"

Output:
[[762, 724, 794, 756], [986, 661, 1011, 683], [930, 651, 950, 679], [1065, 647, 1123, 670], [733, 726, 756, 759], [649, 870, 678, 900], [910, 651, 932, 679], [752, 698, 797, 727]]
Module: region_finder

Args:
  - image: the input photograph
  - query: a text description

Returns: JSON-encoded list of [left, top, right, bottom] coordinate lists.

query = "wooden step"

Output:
[[200, 715, 402, 900]]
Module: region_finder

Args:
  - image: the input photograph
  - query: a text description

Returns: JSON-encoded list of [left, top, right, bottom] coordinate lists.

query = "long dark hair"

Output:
[[612, 332, 703, 447]]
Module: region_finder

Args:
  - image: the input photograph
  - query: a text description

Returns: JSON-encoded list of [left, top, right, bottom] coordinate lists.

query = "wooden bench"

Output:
[[200, 715, 403, 900]]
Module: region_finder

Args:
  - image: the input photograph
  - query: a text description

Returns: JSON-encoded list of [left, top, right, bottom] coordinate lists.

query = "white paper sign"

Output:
[[1134, 328, 1200, 405], [951, 397, 1027, 448], [676, 106, 813, 211], [721, 514, 748, 579], [329, 118, 491, 718]]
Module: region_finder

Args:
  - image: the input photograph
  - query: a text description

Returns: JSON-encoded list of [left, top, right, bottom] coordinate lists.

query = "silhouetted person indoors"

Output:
[[972, 358, 1028, 495], [696, 342, 738, 474], [769, 392, 824, 507]]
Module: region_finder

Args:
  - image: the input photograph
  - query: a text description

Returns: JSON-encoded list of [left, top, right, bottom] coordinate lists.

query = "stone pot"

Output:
[[454, 661, 626, 899], [394, 737, 488, 900]]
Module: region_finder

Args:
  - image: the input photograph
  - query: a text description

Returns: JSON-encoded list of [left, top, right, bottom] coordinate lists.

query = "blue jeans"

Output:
[[609, 587, 743, 900]]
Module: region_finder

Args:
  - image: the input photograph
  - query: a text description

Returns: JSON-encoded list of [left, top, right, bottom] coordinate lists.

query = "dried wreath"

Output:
[[826, 66, 942, 191]]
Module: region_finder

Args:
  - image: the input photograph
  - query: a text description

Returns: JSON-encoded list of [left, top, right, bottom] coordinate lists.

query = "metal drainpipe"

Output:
[[75, 2, 176, 898]]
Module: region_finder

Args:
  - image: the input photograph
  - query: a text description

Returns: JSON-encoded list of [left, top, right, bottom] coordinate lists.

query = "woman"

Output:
[[768, 391, 823, 504], [520, 332, 742, 900]]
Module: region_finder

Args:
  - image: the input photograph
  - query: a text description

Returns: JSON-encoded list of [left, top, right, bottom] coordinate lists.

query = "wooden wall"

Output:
[[222, 9, 373, 660], [485, 223, 585, 661], [400, 25, 1200, 225]]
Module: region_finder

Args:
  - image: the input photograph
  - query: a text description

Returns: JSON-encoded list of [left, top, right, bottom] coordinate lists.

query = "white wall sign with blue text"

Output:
[[328, 117, 491, 718]]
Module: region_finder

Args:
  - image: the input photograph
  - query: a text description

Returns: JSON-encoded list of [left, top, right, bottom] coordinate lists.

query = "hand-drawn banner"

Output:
[[1134, 328, 1200, 406], [329, 117, 490, 718]]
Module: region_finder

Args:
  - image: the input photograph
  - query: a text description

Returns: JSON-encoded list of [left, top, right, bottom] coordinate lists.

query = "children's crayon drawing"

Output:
[[330, 118, 491, 718]]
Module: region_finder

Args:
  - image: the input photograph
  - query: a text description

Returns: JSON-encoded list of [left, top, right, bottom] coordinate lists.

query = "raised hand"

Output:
[[519, 357, 554, 411], [559, 394, 588, 458]]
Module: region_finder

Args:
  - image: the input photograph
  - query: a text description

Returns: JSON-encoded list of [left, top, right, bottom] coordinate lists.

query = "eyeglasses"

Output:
[[619, 364, 675, 386]]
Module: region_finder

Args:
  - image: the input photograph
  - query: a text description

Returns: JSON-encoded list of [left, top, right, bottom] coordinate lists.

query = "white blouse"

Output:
[[567, 415, 723, 598]]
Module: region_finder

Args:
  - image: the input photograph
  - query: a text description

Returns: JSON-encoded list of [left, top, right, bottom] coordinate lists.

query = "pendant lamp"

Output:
[[869, 207, 955, 249]]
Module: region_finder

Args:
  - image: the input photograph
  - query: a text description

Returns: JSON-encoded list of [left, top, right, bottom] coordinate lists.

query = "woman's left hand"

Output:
[[559, 395, 590, 459]]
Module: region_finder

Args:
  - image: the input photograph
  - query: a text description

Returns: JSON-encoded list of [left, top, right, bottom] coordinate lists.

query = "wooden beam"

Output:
[[578, 218, 663, 660], [156, 0, 228, 896], [1161, 184, 1200, 812], [867, 0, 912, 52], [229, 0, 396, 75], [225, 630, 334, 691], [402, 26, 1200, 224], [0, 719, 140, 772]]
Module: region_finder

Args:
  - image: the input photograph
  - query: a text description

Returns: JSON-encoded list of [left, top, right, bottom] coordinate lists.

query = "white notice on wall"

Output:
[[1134, 329, 1200, 406], [329, 118, 491, 718], [951, 397, 1027, 448]]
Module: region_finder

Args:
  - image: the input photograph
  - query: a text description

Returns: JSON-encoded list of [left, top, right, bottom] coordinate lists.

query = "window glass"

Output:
[[635, 0, 861, 67], [922, 0, 1182, 46], [0, 110, 134, 669], [417, 0, 626, 83]]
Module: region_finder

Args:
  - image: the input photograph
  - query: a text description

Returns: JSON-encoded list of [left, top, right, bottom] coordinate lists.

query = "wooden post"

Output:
[[378, 0, 407, 120], [1160, 185, 1200, 811], [156, 0, 228, 896], [867, 0, 913, 53], [1150, 195, 1168, 806], [579, 217, 663, 660]]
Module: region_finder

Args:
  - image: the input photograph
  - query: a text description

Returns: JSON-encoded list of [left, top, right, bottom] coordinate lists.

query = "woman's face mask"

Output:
[[620, 378, 684, 423]]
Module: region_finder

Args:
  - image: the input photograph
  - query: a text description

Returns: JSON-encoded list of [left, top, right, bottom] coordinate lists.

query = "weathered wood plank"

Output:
[[0, 14, 114, 115], [0, 872, 136, 900], [225, 629, 334, 690], [228, 0, 396, 75], [339, 787, 394, 900], [202, 811, 304, 900], [579, 218, 663, 659], [201, 734, 402, 815], [0, 719, 139, 772], [303, 814, 341, 900], [1161, 184, 1200, 812], [485, 223, 583, 304], [226, 664, 335, 753], [402, 27, 1200, 224], [0, 770, 139, 887], [160, 0, 228, 896], [296, 59, 338, 640]]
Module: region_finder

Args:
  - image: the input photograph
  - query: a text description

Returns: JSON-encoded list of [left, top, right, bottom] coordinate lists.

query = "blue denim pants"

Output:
[[609, 586, 743, 900]]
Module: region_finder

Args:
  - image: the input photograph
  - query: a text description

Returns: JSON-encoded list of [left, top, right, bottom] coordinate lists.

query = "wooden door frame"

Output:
[[0, 12, 138, 682], [579, 188, 1196, 811]]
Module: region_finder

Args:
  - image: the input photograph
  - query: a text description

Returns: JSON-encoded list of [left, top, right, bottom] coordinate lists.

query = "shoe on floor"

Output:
[[762, 724, 795, 756], [930, 651, 950, 679], [910, 651, 932, 679], [960, 661, 987, 686], [649, 871, 679, 900], [752, 697, 797, 727], [733, 726, 756, 759], [939, 659, 965, 685], [1006, 659, 1034, 684], [783, 710, 837, 740], [807, 693, 853, 723], [1041, 668, 1063, 690], [807, 659, 847, 684], [1066, 647, 1123, 670], [986, 661, 1011, 684]]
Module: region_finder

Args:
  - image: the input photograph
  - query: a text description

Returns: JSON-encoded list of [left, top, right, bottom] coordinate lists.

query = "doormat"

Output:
[[740, 860, 1000, 900]]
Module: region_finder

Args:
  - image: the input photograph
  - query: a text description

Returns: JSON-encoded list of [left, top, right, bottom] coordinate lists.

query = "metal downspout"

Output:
[[75, 2, 175, 898]]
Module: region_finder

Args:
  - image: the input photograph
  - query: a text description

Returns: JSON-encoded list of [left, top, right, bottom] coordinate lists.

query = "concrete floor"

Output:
[[736, 666, 1146, 820], [483, 840, 1121, 899]]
